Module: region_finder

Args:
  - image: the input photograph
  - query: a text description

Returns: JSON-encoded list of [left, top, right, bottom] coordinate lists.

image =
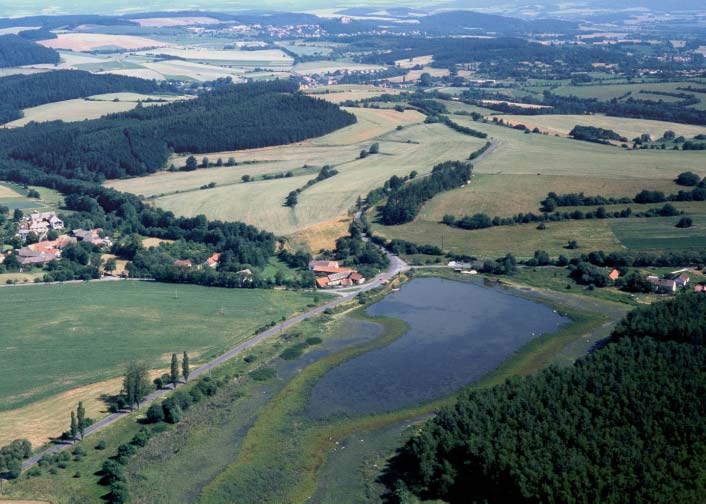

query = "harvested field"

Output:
[[481, 100, 550, 109], [288, 215, 353, 253], [39, 33, 170, 51], [293, 61, 385, 75], [395, 55, 433, 68], [138, 47, 293, 66], [140, 59, 246, 81]]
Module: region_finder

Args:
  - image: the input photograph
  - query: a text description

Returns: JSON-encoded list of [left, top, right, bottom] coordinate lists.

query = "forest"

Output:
[[390, 294, 706, 503], [0, 34, 59, 68], [0, 80, 356, 181], [380, 161, 472, 225], [0, 70, 169, 124]]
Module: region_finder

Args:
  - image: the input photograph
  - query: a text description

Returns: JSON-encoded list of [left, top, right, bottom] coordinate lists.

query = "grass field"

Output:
[[497, 113, 706, 140], [0, 281, 316, 419], [293, 61, 384, 75], [0, 182, 62, 212], [109, 107, 485, 236], [370, 111, 706, 259], [552, 80, 706, 109]]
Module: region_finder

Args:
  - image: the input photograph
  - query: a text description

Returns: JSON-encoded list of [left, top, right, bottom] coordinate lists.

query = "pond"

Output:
[[307, 277, 569, 419]]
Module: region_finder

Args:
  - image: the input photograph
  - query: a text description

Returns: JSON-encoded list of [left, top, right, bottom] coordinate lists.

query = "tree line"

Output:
[[380, 161, 472, 225], [388, 293, 706, 503]]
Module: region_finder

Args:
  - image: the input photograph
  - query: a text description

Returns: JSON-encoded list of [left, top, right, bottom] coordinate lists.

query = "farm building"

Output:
[[309, 259, 365, 288]]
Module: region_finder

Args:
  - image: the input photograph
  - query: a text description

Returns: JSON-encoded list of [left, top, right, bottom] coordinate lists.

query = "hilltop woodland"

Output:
[[0, 79, 355, 181], [0, 34, 59, 69], [0, 79, 357, 287], [0, 70, 172, 124], [388, 293, 706, 504]]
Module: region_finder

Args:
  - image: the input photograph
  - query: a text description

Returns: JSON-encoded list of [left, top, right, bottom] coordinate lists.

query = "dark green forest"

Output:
[[0, 34, 59, 68], [0, 79, 355, 181], [0, 70, 169, 124], [380, 161, 472, 225], [390, 293, 706, 503]]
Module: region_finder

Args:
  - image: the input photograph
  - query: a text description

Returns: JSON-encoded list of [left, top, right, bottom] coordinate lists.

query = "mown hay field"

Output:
[[109, 107, 485, 236], [0, 282, 316, 417], [497, 113, 706, 140], [38, 33, 170, 51]]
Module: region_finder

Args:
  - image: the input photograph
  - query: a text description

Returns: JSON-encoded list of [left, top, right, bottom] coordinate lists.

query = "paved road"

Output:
[[20, 241, 408, 470]]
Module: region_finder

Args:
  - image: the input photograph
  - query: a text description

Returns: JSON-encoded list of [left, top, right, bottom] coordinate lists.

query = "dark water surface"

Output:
[[307, 277, 569, 419]]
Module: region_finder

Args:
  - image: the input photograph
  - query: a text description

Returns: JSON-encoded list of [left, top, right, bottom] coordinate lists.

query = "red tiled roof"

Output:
[[350, 273, 363, 281], [174, 259, 192, 267], [316, 277, 330, 288], [313, 266, 353, 274]]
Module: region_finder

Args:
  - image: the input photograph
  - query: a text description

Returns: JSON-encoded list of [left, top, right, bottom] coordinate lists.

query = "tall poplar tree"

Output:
[[182, 351, 190, 383], [170, 353, 179, 387]]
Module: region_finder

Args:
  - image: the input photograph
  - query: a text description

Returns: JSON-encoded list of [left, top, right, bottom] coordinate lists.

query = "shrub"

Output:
[[244, 354, 257, 363], [95, 440, 107, 450], [249, 367, 276, 381], [676, 216, 693, 228], [306, 336, 323, 345], [676, 171, 701, 186], [162, 398, 183, 424], [145, 403, 164, 423]]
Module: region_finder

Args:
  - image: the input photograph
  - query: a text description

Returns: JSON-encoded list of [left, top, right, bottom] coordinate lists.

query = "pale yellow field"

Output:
[[141, 60, 247, 81], [288, 215, 353, 253], [293, 61, 385, 75], [131, 16, 223, 27], [481, 100, 551, 109], [499, 113, 706, 140], [0, 272, 44, 284], [139, 47, 293, 64], [306, 89, 399, 104], [98, 68, 167, 81], [387, 66, 449, 83], [0, 370, 164, 447], [3, 94, 186, 127], [395, 55, 433, 68], [39, 33, 170, 51], [0, 184, 21, 197]]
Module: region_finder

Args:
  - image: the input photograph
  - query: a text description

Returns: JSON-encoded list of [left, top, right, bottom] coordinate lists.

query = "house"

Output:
[[647, 275, 677, 293], [316, 276, 330, 288], [309, 260, 340, 271], [72, 228, 112, 248], [204, 253, 221, 269], [694, 284, 704, 293], [350, 272, 365, 285], [608, 269, 620, 281], [173, 259, 192, 268], [17, 212, 64, 241], [16, 247, 58, 266], [327, 270, 354, 286], [675, 272, 690, 288]]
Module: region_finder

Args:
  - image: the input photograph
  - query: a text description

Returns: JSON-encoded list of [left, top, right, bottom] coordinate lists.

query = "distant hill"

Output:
[[417, 10, 579, 35], [0, 34, 59, 68]]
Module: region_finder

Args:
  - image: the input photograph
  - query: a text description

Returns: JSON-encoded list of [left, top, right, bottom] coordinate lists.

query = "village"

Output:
[[308, 259, 366, 289]]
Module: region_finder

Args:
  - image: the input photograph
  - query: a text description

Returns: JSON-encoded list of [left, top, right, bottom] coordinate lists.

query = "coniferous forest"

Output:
[[390, 293, 706, 504], [0, 34, 59, 68], [0, 79, 356, 181]]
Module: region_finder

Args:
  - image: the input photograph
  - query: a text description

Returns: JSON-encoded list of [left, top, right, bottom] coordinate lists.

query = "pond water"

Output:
[[307, 277, 569, 419]]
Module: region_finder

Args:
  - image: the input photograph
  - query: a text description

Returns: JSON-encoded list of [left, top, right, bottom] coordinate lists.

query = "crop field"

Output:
[[111, 108, 484, 236], [38, 33, 170, 51], [0, 281, 316, 420], [497, 113, 706, 140], [305, 85, 401, 104], [136, 47, 293, 67], [293, 61, 385, 75], [131, 16, 223, 27], [0, 183, 61, 212], [139, 59, 247, 81], [610, 215, 706, 251]]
